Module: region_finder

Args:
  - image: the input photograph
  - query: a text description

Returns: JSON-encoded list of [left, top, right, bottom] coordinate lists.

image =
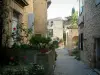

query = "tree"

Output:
[[71, 11, 78, 25], [70, 11, 78, 28]]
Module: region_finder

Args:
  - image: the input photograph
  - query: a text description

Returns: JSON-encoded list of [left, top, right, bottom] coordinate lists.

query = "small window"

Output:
[[48, 29, 53, 37], [96, 0, 100, 5], [79, 33, 83, 50], [79, 0, 84, 15], [51, 21, 53, 27]]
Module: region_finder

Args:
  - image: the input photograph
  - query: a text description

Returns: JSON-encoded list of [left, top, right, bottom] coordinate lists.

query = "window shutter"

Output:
[[96, 0, 100, 5], [28, 13, 34, 28]]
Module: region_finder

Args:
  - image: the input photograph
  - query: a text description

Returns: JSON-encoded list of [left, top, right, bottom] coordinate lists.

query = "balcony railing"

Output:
[[15, 0, 29, 7]]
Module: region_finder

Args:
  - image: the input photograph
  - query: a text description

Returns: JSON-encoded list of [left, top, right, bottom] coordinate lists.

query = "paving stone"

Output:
[[54, 48, 98, 75]]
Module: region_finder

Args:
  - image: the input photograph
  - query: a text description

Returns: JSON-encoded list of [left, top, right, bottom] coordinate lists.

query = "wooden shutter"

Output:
[[28, 13, 34, 28]]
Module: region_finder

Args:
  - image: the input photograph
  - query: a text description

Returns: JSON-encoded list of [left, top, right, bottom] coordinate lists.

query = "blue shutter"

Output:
[[96, 0, 100, 5], [79, 0, 83, 14], [28, 13, 34, 28]]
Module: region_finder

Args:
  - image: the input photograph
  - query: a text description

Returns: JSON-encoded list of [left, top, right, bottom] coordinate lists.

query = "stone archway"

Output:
[[72, 36, 78, 48]]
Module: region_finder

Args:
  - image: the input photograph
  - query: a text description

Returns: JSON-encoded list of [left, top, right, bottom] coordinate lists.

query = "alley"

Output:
[[54, 48, 98, 75]]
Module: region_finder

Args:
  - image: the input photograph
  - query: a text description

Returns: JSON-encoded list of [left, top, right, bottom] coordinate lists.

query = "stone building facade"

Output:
[[0, 0, 51, 47], [47, 17, 64, 40], [33, 0, 51, 36], [65, 29, 78, 50], [78, 0, 100, 68], [0, 0, 35, 47], [64, 17, 78, 51]]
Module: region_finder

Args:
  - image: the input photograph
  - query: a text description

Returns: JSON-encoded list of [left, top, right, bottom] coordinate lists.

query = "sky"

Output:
[[47, 0, 79, 19]]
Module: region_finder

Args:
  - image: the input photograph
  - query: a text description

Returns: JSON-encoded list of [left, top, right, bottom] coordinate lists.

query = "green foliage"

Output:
[[52, 40, 59, 48], [11, 24, 33, 49], [72, 47, 80, 60], [29, 36, 52, 50], [1, 4, 11, 48], [28, 63, 44, 75], [59, 39, 64, 43], [71, 11, 78, 25], [0, 63, 45, 75], [28, 28, 33, 34]]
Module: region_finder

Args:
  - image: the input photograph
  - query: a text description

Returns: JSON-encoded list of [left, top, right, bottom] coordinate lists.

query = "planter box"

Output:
[[0, 48, 38, 65], [35, 50, 56, 75]]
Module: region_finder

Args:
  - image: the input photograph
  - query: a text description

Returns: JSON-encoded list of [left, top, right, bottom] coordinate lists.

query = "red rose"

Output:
[[13, 27, 16, 31]]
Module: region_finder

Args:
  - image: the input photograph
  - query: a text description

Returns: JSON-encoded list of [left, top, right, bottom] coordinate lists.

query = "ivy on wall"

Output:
[[0, 0, 11, 47]]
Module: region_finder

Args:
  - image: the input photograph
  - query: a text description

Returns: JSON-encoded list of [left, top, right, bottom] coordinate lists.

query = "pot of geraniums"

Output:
[[29, 36, 52, 53]]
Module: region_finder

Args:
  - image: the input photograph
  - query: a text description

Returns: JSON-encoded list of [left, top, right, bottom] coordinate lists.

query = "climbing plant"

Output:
[[70, 11, 78, 29], [0, 0, 11, 48]]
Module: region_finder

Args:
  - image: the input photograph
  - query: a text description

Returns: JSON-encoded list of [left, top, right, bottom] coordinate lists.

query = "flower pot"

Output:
[[40, 49, 48, 53]]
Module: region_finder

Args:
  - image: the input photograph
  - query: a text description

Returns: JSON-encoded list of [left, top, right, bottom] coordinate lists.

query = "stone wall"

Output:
[[33, 0, 47, 36], [78, 0, 100, 67], [66, 29, 78, 50], [35, 50, 56, 75]]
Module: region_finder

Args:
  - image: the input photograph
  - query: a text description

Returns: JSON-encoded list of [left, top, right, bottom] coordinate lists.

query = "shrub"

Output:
[[72, 47, 80, 60], [0, 63, 45, 75], [29, 36, 52, 50], [52, 40, 59, 48]]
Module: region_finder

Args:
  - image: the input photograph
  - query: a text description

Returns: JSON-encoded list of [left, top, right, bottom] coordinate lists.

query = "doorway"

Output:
[[95, 38, 100, 69]]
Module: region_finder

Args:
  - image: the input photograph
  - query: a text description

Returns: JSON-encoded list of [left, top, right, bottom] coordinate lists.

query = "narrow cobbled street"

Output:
[[54, 48, 98, 75]]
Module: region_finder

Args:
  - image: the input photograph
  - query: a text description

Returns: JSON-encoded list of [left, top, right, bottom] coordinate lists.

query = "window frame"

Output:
[[95, 0, 100, 6], [79, 0, 84, 16], [48, 29, 53, 37]]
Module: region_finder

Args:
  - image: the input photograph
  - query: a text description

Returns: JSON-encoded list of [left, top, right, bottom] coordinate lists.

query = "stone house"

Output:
[[47, 17, 64, 40], [33, 0, 51, 36], [78, 0, 100, 69], [63, 17, 78, 51], [0, 0, 35, 47]]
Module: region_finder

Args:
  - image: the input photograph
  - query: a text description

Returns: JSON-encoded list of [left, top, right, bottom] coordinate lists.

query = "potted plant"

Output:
[[29, 36, 52, 53]]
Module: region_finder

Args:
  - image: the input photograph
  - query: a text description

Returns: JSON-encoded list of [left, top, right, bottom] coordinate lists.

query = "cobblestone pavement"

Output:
[[54, 48, 98, 75]]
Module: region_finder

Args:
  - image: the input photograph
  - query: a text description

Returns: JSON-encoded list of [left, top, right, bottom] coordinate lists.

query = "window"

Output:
[[11, 11, 20, 46], [79, 33, 83, 50], [96, 0, 100, 5], [51, 21, 53, 27], [48, 29, 53, 37], [95, 38, 100, 69], [79, 0, 84, 15]]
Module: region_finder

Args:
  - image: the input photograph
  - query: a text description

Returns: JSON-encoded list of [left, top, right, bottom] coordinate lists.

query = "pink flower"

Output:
[[13, 27, 16, 31]]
